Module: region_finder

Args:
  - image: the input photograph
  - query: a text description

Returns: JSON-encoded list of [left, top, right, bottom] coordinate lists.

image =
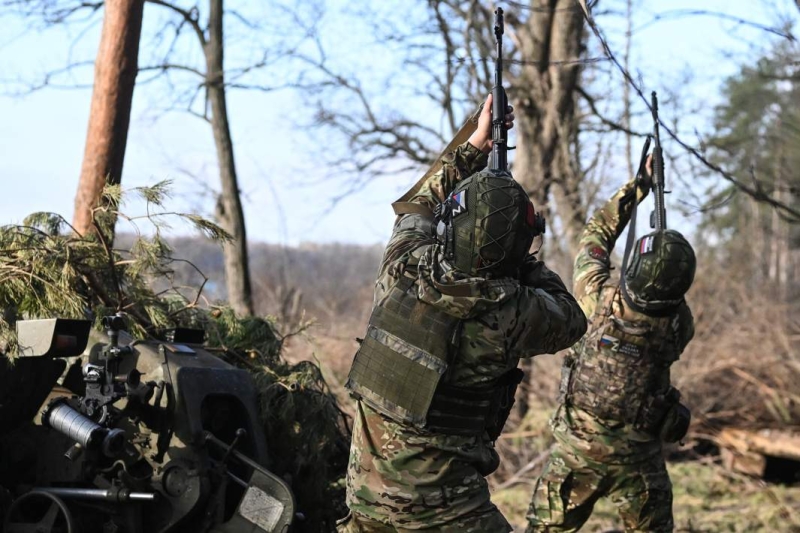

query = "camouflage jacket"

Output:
[[345, 142, 587, 529], [555, 179, 695, 464], [376, 141, 587, 387]]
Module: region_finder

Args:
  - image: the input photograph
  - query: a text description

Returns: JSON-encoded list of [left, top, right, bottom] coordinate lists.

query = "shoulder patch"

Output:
[[450, 190, 467, 217], [588, 246, 609, 262]]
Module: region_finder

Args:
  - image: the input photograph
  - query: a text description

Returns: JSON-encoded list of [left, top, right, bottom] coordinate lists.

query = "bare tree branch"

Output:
[[578, 1, 800, 222], [634, 9, 796, 42], [145, 0, 205, 46], [139, 63, 205, 77], [577, 85, 648, 137]]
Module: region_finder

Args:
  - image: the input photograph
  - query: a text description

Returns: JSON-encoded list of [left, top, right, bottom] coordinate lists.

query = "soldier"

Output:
[[337, 94, 587, 533], [525, 157, 697, 532]]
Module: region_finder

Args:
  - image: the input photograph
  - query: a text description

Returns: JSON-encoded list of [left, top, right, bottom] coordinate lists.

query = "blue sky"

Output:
[[0, 0, 797, 246]]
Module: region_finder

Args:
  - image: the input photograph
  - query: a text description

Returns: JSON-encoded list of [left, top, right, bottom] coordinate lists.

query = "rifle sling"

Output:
[[391, 104, 484, 217], [391, 202, 436, 219], [620, 137, 651, 297]]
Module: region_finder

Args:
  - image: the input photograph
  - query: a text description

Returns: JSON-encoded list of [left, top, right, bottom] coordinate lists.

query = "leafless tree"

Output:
[[578, 0, 800, 222], [284, 1, 601, 260], [145, 0, 257, 316], [1, 0, 306, 316]]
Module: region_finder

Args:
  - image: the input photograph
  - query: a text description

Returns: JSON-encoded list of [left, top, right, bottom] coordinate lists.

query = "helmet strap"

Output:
[[620, 280, 676, 317]]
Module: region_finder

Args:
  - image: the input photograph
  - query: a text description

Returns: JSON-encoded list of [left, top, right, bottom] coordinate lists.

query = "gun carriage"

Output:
[[0, 314, 295, 533]]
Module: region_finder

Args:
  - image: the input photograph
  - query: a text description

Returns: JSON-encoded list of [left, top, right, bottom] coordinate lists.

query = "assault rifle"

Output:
[[391, 6, 517, 215], [489, 7, 509, 173], [649, 91, 667, 230]]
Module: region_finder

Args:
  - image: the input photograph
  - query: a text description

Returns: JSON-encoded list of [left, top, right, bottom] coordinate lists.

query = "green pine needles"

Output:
[[0, 182, 350, 530], [0, 181, 231, 352]]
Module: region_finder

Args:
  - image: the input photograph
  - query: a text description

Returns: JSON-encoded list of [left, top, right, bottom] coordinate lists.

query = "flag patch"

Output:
[[450, 190, 467, 216], [640, 235, 655, 254], [599, 334, 642, 356], [599, 335, 619, 349]]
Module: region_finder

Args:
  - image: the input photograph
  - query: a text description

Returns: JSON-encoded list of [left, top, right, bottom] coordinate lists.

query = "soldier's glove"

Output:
[[519, 255, 544, 286], [637, 153, 654, 190], [520, 255, 568, 292]]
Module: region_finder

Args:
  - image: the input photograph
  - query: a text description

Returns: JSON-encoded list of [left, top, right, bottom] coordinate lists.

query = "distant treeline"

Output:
[[117, 234, 383, 328]]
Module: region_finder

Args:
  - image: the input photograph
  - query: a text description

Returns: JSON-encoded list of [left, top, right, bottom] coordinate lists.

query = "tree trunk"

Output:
[[512, 0, 586, 259], [206, 0, 254, 317], [73, 0, 145, 238], [510, 0, 586, 419]]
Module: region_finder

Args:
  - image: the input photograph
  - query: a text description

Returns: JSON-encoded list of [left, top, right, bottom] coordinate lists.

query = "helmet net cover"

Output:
[[624, 229, 696, 308], [444, 168, 536, 277]]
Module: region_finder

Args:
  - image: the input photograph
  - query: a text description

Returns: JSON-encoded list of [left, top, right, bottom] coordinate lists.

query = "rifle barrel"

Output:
[[650, 91, 667, 230], [490, 7, 507, 172]]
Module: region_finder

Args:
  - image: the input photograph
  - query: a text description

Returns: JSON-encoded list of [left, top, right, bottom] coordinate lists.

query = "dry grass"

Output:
[[209, 239, 800, 530], [493, 458, 800, 532], [675, 270, 800, 433]]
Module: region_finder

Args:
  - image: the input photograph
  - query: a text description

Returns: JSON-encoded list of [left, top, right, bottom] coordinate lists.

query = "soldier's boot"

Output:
[[526, 451, 609, 533], [608, 456, 674, 532]]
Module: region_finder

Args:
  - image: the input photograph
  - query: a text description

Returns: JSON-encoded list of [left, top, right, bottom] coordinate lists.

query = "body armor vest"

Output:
[[346, 252, 523, 437], [346, 273, 457, 428], [562, 287, 682, 432]]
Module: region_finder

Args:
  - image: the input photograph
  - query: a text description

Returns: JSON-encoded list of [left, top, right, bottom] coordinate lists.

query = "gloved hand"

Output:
[[519, 255, 547, 286], [638, 153, 653, 190]]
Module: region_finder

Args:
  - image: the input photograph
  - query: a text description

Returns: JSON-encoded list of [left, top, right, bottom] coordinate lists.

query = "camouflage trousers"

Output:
[[341, 402, 512, 532], [525, 444, 673, 532], [337, 506, 511, 533]]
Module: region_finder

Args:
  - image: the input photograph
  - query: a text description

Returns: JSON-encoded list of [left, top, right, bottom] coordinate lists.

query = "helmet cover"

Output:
[[624, 229, 696, 311], [435, 168, 543, 277]]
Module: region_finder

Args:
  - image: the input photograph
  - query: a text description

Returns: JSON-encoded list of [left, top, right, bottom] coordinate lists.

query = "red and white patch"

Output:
[[588, 246, 609, 262], [640, 235, 655, 254]]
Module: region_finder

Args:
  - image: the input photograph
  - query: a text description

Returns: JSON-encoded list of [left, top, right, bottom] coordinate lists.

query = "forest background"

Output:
[[1, 0, 799, 531]]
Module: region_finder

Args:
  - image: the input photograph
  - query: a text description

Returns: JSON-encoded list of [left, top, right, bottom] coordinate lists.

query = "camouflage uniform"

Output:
[[526, 179, 695, 533], [339, 142, 587, 532]]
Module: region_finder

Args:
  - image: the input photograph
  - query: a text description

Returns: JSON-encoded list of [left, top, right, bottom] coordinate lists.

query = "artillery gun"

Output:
[[0, 314, 295, 533]]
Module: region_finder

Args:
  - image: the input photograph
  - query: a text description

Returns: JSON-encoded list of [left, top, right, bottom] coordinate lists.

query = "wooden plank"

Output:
[[718, 428, 800, 461], [720, 447, 766, 477]]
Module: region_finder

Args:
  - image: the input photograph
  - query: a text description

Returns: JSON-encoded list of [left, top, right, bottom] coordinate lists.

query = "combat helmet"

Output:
[[623, 229, 696, 313], [434, 168, 545, 278]]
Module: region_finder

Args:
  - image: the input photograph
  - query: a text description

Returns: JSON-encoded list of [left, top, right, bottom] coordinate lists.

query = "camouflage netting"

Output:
[[0, 183, 350, 532]]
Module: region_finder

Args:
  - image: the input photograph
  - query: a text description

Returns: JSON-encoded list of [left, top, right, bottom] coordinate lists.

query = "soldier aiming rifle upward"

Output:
[[338, 7, 585, 532], [526, 92, 699, 532]]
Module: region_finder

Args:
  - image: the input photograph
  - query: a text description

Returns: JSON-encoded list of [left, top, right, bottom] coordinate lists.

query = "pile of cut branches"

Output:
[[0, 182, 350, 532], [674, 259, 800, 433]]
